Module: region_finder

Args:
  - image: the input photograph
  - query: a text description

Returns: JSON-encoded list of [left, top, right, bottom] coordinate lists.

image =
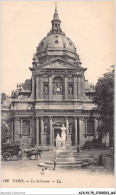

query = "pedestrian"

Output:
[[44, 167, 48, 175], [53, 158, 56, 170], [98, 154, 103, 166], [45, 167, 48, 171], [40, 168, 45, 175], [77, 145, 80, 153]]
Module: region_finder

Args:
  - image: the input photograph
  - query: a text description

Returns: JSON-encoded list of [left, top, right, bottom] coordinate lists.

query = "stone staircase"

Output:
[[38, 149, 94, 168]]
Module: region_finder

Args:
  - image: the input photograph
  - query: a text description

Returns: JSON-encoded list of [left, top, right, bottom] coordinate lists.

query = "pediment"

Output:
[[53, 121, 63, 126], [39, 58, 79, 69]]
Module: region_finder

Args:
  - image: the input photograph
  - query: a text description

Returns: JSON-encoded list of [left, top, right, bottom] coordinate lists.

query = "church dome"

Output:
[[34, 6, 81, 66], [37, 34, 76, 53]]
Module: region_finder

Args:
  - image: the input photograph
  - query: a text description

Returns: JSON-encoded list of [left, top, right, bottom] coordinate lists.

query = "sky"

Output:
[[1, 1, 114, 96]]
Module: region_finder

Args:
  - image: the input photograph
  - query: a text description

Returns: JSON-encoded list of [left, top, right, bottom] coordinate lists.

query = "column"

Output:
[[20, 119, 23, 134], [49, 76, 52, 100], [79, 117, 86, 147], [31, 116, 36, 146], [52, 127, 54, 146], [13, 117, 15, 141], [20, 118, 23, 145], [94, 118, 99, 139], [65, 117, 69, 139], [14, 117, 20, 141], [74, 117, 77, 146], [31, 76, 35, 99], [81, 75, 85, 99], [36, 77, 40, 99], [77, 75, 81, 100], [49, 117, 52, 146], [40, 76, 43, 99], [29, 118, 32, 135], [74, 76, 77, 99], [40, 117, 44, 146], [11, 120, 14, 142], [36, 117, 39, 146], [64, 76, 68, 100]]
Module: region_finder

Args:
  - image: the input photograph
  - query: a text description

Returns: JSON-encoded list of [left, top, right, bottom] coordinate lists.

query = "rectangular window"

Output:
[[22, 119, 30, 135], [87, 118, 94, 134]]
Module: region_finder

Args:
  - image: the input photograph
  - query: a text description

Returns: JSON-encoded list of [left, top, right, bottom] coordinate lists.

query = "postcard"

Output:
[[1, 1, 115, 193]]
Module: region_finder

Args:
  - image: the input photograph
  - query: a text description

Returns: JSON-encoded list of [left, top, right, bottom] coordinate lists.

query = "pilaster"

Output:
[[31, 76, 35, 99], [40, 117, 44, 146], [77, 75, 81, 100], [49, 117, 53, 146], [64, 76, 68, 100], [65, 117, 69, 139], [74, 117, 77, 146], [40, 76, 43, 99], [81, 75, 85, 100], [36, 77, 40, 99], [49, 76, 52, 100], [74, 76, 77, 100], [36, 116, 39, 146]]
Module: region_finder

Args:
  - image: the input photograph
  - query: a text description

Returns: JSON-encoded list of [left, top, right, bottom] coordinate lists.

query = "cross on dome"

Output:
[[55, 2, 57, 13]]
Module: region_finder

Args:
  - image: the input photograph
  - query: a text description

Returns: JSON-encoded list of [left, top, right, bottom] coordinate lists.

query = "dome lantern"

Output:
[[51, 3, 62, 34]]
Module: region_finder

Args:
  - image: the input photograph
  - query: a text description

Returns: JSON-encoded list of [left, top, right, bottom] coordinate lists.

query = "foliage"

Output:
[[1, 117, 12, 144], [93, 66, 114, 146], [1, 92, 7, 104]]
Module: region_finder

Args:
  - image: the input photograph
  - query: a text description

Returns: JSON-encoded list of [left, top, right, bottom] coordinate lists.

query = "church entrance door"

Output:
[[54, 128, 61, 146]]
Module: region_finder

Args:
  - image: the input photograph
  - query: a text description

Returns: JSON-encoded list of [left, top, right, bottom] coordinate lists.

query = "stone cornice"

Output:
[[30, 58, 86, 71]]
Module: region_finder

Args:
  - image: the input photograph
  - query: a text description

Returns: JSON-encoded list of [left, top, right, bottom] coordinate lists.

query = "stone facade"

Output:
[[10, 7, 99, 148]]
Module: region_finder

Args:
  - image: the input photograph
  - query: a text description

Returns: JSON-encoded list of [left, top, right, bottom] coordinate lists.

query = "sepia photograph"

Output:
[[1, 0, 115, 191]]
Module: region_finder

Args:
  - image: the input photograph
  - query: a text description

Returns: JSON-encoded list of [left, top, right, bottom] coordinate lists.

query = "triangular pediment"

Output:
[[39, 58, 80, 69], [53, 121, 63, 126]]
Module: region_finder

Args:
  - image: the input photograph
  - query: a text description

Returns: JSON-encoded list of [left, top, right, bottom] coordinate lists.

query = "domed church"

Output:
[[11, 6, 99, 148]]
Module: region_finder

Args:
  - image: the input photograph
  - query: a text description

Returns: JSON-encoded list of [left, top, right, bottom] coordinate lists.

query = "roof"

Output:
[[37, 34, 76, 54]]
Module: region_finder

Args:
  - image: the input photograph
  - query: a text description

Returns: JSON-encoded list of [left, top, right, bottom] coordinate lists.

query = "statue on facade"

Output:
[[11, 89, 19, 99], [68, 85, 73, 95], [66, 138, 72, 150], [43, 85, 48, 95], [44, 125, 48, 134], [61, 124, 66, 147], [56, 134, 62, 149], [11, 90, 16, 99]]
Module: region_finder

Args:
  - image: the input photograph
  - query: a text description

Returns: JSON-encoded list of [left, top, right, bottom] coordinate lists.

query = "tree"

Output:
[[1, 117, 11, 144], [1, 92, 12, 144], [93, 66, 114, 147], [1, 92, 7, 104]]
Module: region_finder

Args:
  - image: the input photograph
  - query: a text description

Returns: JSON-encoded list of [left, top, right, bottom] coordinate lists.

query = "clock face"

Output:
[[57, 87, 60, 92]]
